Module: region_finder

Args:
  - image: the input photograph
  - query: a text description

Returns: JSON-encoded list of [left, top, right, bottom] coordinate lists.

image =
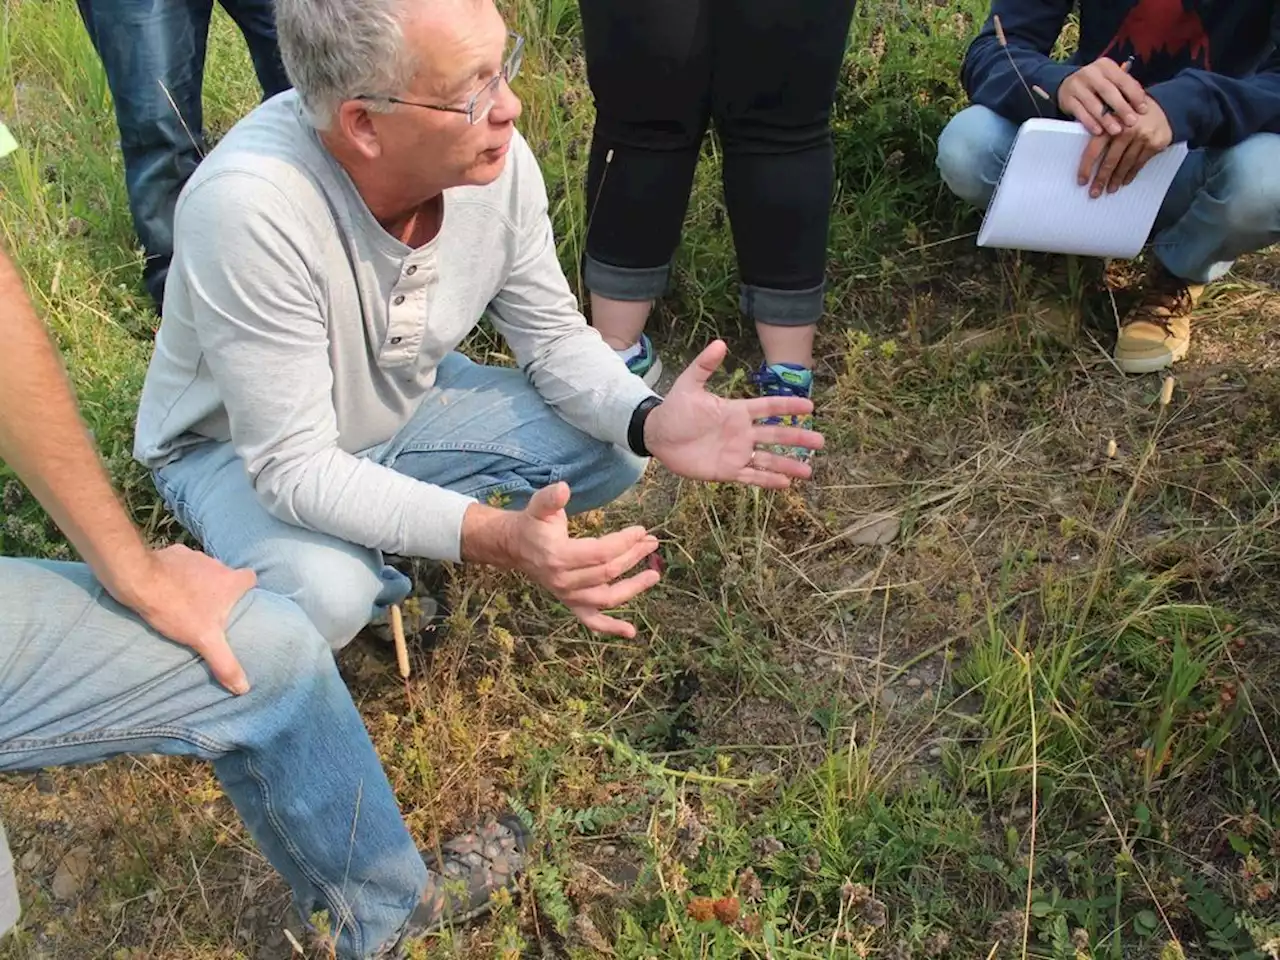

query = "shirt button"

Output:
[[393, 295, 405, 305], [390, 336, 403, 345], [405, 265, 417, 276]]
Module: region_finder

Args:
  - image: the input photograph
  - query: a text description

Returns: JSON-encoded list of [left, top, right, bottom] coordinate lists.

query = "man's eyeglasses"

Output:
[[356, 32, 525, 126]]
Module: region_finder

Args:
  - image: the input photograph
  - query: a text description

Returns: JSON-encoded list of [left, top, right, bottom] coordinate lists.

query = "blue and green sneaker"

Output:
[[750, 362, 815, 461], [622, 333, 663, 387]]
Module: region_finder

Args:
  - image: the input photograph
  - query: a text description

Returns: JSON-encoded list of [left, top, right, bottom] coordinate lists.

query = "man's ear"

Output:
[[335, 100, 384, 159]]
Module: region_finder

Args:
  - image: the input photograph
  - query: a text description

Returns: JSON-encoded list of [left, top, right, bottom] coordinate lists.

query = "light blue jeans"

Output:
[[936, 104, 1280, 284], [0, 559, 426, 958], [154, 352, 647, 650]]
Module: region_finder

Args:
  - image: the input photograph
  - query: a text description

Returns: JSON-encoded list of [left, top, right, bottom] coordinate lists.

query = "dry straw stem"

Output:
[[1160, 375, 1175, 406], [391, 604, 410, 679], [993, 14, 1043, 116]]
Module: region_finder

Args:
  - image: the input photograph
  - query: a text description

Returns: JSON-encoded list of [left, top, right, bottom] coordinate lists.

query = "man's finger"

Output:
[[1078, 134, 1109, 186], [677, 339, 728, 390], [1110, 137, 1147, 192], [1067, 87, 1112, 135], [736, 468, 794, 491], [742, 395, 814, 421], [1094, 78, 1139, 127], [196, 633, 251, 695], [746, 449, 813, 480], [554, 536, 660, 592], [527, 481, 571, 522], [567, 569, 661, 612], [1063, 94, 1104, 136], [1101, 59, 1149, 114], [558, 526, 652, 568], [570, 606, 639, 639], [1091, 135, 1130, 197], [751, 425, 825, 452]]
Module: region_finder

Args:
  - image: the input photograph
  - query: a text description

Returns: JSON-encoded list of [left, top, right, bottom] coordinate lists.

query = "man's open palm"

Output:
[[645, 340, 824, 487]]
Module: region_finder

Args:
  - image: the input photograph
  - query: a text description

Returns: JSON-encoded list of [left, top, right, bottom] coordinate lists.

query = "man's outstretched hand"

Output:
[[462, 484, 661, 639], [115, 545, 257, 695], [645, 340, 824, 487]]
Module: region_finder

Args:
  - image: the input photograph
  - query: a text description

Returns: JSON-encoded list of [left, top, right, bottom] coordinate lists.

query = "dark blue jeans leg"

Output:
[[75, 0, 213, 311], [220, 0, 292, 97]]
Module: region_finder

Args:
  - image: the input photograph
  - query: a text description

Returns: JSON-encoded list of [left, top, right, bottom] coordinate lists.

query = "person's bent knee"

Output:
[[936, 106, 1010, 209], [1216, 134, 1280, 238], [566, 444, 647, 515], [271, 546, 386, 651], [224, 590, 335, 697]]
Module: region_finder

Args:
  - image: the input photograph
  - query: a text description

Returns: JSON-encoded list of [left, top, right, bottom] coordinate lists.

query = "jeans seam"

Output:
[[242, 753, 366, 956], [153, 472, 210, 546], [392, 441, 557, 466], [0, 725, 233, 760]]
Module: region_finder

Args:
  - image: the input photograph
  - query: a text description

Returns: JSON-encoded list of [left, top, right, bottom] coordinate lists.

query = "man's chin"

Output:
[[466, 147, 510, 185]]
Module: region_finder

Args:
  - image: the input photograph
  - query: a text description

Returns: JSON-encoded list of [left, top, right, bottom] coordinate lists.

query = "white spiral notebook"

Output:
[[977, 118, 1189, 259]]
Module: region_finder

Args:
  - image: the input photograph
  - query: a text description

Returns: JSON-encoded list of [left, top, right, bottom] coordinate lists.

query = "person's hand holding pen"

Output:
[[1057, 55, 1147, 135], [1067, 57, 1175, 198]]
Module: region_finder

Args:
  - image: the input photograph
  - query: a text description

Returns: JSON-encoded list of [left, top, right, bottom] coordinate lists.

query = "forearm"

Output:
[[249, 445, 479, 562], [0, 248, 154, 599], [962, 1, 1076, 122], [491, 223, 656, 447]]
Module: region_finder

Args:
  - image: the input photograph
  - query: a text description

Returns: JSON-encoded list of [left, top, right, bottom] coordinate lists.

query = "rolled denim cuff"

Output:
[[583, 254, 671, 302], [741, 280, 825, 327]]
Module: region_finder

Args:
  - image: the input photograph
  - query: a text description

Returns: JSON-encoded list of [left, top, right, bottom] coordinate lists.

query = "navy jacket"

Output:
[[962, 0, 1280, 148]]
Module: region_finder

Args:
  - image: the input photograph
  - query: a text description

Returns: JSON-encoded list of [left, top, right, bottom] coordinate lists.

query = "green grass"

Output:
[[2, 0, 1279, 958]]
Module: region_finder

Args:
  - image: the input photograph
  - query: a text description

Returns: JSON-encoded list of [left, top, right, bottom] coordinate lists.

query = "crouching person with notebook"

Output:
[[936, 0, 1280, 373]]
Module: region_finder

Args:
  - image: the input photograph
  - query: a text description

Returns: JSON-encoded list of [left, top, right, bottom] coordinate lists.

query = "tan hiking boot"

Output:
[[1114, 264, 1205, 374]]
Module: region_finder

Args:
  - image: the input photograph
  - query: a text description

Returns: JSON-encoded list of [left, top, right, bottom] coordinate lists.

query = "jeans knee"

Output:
[[226, 591, 336, 696], [936, 106, 1012, 209], [566, 445, 647, 515], [1215, 134, 1280, 237], [275, 546, 386, 651]]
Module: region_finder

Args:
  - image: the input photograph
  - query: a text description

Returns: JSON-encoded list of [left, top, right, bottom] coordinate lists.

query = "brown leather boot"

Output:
[[1113, 262, 1205, 374]]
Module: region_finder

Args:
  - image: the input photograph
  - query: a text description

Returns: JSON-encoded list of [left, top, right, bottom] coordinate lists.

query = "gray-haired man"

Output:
[[133, 0, 824, 650]]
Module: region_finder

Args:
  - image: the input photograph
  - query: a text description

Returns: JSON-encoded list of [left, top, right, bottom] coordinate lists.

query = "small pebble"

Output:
[[928, 746, 943, 759], [600, 844, 617, 857], [906, 676, 923, 689]]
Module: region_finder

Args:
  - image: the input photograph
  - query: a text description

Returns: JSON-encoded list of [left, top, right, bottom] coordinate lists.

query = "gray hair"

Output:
[[275, 0, 414, 128]]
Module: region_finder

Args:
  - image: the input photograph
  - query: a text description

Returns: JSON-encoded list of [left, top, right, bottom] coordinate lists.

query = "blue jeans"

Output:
[[0, 559, 426, 958], [154, 352, 647, 649], [75, 0, 291, 309], [935, 104, 1280, 284]]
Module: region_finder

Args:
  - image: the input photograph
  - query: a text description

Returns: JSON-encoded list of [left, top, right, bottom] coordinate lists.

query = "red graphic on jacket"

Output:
[[1101, 0, 1212, 70]]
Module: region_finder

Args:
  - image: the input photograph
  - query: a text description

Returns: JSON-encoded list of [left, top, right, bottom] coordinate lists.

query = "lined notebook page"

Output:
[[977, 118, 1189, 259]]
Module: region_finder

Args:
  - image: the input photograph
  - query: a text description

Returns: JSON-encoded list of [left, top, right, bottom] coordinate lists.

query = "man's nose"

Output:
[[489, 76, 522, 124]]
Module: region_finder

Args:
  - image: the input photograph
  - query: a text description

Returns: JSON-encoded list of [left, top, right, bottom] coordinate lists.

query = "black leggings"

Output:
[[580, 0, 856, 326]]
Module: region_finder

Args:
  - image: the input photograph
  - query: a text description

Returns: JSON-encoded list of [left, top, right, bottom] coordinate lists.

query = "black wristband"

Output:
[[627, 396, 663, 458]]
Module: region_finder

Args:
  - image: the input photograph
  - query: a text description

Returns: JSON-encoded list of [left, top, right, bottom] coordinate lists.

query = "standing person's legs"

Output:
[[935, 104, 1021, 210], [711, 0, 855, 373], [0, 559, 427, 957], [153, 355, 646, 650], [74, 0, 214, 312], [580, 0, 712, 383], [219, 0, 292, 98]]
